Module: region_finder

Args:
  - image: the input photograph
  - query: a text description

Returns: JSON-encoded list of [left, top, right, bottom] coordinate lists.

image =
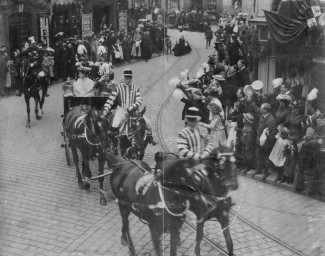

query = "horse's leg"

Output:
[[219, 213, 234, 256], [97, 152, 107, 206], [119, 203, 136, 256], [34, 96, 41, 120], [40, 78, 46, 114], [25, 95, 31, 128], [71, 144, 83, 189], [149, 220, 163, 256], [81, 153, 91, 189], [169, 217, 182, 256], [194, 221, 204, 256]]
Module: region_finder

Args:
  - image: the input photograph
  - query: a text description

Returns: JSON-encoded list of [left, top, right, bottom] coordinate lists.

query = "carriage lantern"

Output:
[[63, 79, 74, 97]]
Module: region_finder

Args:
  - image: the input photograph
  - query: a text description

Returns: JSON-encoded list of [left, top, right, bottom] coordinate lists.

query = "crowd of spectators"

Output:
[[172, 13, 325, 195]]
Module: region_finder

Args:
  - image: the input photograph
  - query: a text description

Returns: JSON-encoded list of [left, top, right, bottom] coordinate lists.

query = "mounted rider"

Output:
[[177, 107, 214, 160], [102, 68, 157, 145]]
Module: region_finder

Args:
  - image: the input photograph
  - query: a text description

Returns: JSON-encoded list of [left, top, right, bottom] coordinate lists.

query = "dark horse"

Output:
[[108, 144, 237, 256], [21, 58, 47, 128], [106, 106, 149, 159], [63, 105, 110, 205], [155, 143, 238, 256]]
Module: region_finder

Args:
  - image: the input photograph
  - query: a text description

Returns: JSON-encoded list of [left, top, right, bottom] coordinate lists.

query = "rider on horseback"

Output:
[[102, 68, 157, 145], [16, 48, 49, 97]]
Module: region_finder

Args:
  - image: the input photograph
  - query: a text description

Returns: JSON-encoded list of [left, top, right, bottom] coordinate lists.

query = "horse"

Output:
[[63, 105, 110, 205], [155, 142, 238, 256], [108, 150, 230, 256], [106, 106, 149, 160], [21, 58, 47, 128]]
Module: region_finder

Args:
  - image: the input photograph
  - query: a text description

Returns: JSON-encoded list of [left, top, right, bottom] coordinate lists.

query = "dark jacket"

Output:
[[257, 113, 277, 149], [237, 67, 251, 87]]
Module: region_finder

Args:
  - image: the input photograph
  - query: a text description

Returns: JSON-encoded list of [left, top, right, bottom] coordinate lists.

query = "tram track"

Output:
[[154, 39, 307, 256]]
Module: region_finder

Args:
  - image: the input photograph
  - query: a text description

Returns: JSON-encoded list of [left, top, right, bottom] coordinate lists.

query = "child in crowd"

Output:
[[165, 35, 172, 54], [240, 113, 256, 174], [198, 102, 226, 148], [269, 125, 291, 182]]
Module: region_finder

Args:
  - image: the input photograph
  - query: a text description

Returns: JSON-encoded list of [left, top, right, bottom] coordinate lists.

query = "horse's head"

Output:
[[85, 108, 111, 150], [204, 141, 239, 191]]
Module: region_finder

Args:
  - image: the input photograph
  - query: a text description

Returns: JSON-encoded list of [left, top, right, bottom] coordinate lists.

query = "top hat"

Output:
[[123, 69, 133, 77], [185, 107, 201, 121]]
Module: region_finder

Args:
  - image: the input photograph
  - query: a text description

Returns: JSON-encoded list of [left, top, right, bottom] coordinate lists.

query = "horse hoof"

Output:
[[36, 116, 42, 120], [78, 181, 83, 189], [121, 237, 128, 246], [100, 197, 107, 206], [82, 182, 90, 190], [26, 123, 31, 128]]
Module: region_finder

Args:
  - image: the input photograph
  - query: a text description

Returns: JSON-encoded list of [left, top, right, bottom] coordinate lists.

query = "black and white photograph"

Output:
[[0, 0, 325, 255]]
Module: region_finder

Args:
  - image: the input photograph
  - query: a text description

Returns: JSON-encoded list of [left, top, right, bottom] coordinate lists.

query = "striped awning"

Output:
[[51, 0, 77, 4]]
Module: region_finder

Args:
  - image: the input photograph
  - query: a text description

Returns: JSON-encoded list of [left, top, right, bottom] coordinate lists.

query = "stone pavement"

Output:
[[0, 29, 325, 256]]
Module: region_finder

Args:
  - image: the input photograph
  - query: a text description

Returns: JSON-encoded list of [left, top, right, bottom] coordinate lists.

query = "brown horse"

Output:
[[155, 143, 238, 256], [108, 146, 233, 256], [63, 105, 110, 205]]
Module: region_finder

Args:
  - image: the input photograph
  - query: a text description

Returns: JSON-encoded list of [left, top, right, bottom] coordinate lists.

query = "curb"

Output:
[[240, 170, 325, 203]]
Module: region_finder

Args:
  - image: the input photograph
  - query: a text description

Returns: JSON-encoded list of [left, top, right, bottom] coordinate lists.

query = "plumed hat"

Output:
[[307, 88, 319, 101], [272, 78, 283, 89]]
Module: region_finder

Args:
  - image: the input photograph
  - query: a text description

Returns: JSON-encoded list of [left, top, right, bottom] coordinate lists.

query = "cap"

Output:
[[123, 69, 133, 77], [185, 107, 201, 121]]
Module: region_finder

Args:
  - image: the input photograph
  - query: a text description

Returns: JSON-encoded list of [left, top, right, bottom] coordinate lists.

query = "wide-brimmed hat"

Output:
[[261, 103, 272, 111], [251, 80, 264, 91], [123, 69, 133, 77], [185, 107, 201, 121], [212, 74, 225, 81], [276, 94, 292, 103], [272, 78, 283, 89], [243, 113, 254, 123]]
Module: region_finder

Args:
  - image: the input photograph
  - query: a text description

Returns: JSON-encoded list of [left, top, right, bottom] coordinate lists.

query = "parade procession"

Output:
[[1, 0, 325, 256]]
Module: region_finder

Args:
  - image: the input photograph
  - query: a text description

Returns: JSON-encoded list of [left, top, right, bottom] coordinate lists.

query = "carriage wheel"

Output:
[[64, 132, 71, 166]]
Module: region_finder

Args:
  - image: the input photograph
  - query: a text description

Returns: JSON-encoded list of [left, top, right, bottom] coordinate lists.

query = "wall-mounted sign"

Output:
[[40, 16, 49, 47], [19, 4, 24, 13], [82, 13, 92, 38], [118, 10, 127, 34]]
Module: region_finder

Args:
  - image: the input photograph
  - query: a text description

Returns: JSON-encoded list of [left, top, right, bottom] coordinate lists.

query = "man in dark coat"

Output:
[[237, 59, 251, 87], [252, 103, 277, 181], [228, 34, 241, 66]]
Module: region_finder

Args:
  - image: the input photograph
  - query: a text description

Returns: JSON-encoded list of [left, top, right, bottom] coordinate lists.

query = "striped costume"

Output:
[[177, 127, 214, 160], [103, 83, 143, 128]]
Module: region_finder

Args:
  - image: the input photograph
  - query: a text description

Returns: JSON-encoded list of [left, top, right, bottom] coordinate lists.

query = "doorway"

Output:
[[9, 12, 32, 52]]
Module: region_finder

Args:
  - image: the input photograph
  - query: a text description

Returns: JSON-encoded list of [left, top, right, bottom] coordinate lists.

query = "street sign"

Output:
[[19, 4, 24, 13]]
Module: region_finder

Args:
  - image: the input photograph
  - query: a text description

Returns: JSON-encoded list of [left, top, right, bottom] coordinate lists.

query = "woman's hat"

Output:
[[243, 84, 253, 96], [212, 74, 225, 81], [185, 107, 201, 121], [123, 69, 133, 77], [276, 94, 292, 103], [243, 113, 254, 123], [251, 80, 264, 91], [272, 78, 283, 89]]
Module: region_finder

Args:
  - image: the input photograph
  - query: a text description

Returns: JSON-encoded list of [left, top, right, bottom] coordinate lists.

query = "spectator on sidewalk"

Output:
[[122, 35, 133, 64], [131, 28, 142, 58], [205, 26, 213, 49], [252, 103, 277, 181], [141, 30, 152, 62], [0, 47, 8, 97]]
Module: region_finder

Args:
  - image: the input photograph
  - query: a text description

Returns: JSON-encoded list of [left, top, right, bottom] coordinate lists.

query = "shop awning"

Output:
[[264, 10, 308, 43]]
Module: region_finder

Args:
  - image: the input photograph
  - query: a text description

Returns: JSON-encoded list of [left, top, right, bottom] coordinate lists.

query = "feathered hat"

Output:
[[272, 78, 283, 89], [307, 88, 319, 101]]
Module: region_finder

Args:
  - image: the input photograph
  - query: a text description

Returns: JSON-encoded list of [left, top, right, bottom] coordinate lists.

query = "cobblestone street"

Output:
[[1, 30, 325, 256]]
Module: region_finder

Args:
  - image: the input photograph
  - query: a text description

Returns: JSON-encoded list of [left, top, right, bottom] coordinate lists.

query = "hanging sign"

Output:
[[82, 13, 92, 38], [19, 4, 24, 13], [118, 10, 127, 34], [40, 16, 50, 47]]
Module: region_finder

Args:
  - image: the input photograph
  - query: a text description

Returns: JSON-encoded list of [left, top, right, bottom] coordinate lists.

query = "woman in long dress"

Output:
[[131, 29, 142, 58], [172, 29, 191, 56]]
